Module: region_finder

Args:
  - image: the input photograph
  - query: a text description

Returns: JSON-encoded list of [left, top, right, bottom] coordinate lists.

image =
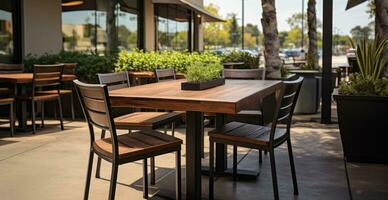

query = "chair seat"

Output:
[[114, 111, 183, 130], [208, 122, 288, 148], [0, 97, 14, 105], [93, 130, 182, 161], [16, 93, 60, 101], [36, 89, 72, 95], [0, 88, 13, 95]]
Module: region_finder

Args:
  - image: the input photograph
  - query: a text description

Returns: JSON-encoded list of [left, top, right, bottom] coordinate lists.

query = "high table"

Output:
[[109, 79, 282, 199], [0, 73, 76, 131]]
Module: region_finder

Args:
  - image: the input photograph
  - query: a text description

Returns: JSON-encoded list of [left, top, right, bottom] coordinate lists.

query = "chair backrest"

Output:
[[62, 63, 77, 75], [32, 64, 64, 95], [154, 68, 176, 82], [223, 68, 262, 80], [269, 77, 304, 144], [74, 80, 119, 157], [98, 71, 130, 91], [0, 64, 24, 74]]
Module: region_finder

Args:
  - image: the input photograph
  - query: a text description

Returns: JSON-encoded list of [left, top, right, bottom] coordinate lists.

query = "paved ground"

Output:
[[0, 114, 387, 200]]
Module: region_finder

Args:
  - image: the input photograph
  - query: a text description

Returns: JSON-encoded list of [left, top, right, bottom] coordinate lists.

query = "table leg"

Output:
[[215, 114, 227, 173], [17, 84, 28, 130], [186, 111, 203, 200]]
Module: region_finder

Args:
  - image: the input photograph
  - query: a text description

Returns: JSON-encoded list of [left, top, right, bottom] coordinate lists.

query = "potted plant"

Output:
[[181, 62, 224, 90], [334, 37, 388, 163]]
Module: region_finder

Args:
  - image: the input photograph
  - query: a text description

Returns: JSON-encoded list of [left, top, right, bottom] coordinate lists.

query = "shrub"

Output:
[[24, 51, 115, 83], [185, 62, 223, 83], [339, 73, 388, 96], [115, 50, 221, 73], [220, 50, 260, 69]]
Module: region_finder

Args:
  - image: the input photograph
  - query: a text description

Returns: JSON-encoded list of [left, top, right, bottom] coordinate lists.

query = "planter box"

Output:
[[181, 78, 225, 90], [334, 95, 388, 163]]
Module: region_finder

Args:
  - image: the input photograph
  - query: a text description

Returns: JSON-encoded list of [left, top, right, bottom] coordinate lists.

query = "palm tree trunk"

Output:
[[307, 0, 319, 69], [261, 0, 282, 79], [375, 0, 388, 76], [106, 0, 118, 54]]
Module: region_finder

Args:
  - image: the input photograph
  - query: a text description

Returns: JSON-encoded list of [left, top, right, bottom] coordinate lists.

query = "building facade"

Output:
[[0, 0, 222, 63]]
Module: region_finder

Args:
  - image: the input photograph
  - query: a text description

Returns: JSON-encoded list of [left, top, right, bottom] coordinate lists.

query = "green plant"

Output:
[[220, 51, 260, 69], [115, 50, 221, 73], [24, 51, 116, 83], [339, 37, 388, 96], [185, 62, 223, 83]]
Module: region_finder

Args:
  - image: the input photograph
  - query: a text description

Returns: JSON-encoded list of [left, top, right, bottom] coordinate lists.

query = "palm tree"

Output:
[[375, 0, 388, 40], [307, 0, 318, 69], [261, 0, 282, 78]]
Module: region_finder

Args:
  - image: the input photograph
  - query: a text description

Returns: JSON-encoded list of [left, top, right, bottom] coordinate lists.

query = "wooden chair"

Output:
[[0, 98, 15, 137], [16, 64, 64, 134], [154, 68, 176, 82], [74, 80, 182, 200], [97, 71, 183, 185], [209, 77, 304, 200], [0, 64, 24, 97]]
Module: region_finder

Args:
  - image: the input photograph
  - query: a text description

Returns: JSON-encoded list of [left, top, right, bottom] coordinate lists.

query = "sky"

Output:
[[204, 0, 372, 35]]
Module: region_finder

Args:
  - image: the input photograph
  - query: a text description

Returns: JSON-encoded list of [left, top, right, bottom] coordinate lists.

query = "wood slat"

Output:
[[0, 73, 75, 84], [83, 96, 106, 113], [155, 69, 176, 82], [87, 109, 110, 128], [223, 69, 262, 79]]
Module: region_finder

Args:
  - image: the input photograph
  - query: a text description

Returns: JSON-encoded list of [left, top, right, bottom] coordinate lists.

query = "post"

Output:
[[301, 0, 305, 48], [321, 0, 333, 124], [242, 0, 245, 49]]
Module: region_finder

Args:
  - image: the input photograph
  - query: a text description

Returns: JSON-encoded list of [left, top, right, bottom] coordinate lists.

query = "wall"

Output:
[[144, 0, 156, 51], [22, 0, 62, 57]]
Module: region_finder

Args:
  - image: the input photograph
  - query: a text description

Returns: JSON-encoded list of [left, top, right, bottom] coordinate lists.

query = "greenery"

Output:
[[220, 51, 260, 69], [24, 51, 115, 83], [185, 62, 223, 83], [115, 50, 222, 73], [339, 37, 388, 96]]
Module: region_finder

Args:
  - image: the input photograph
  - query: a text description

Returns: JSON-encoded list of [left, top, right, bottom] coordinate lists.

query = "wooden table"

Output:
[[109, 79, 283, 199], [0, 73, 76, 131]]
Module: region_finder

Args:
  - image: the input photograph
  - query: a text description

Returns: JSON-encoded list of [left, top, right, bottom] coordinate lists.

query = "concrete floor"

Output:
[[0, 116, 387, 200]]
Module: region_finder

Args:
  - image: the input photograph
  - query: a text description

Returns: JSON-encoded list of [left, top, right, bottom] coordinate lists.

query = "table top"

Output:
[[109, 79, 283, 114], [0, 73, 76, 84]]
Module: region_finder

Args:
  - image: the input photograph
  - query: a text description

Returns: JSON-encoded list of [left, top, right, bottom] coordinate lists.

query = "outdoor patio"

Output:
[[1, 112, 387, 200]]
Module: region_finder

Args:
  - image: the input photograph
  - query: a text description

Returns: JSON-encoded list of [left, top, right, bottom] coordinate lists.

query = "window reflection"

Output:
[[0, 0, 14, 63], [155, 4, 190, 51], [62, 0, 139, 53]]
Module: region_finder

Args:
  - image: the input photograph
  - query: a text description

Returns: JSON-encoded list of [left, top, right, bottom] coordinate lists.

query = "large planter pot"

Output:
[[334, 95, 388, 163]]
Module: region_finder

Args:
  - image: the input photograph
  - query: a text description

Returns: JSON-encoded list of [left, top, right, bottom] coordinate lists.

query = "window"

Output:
[[0, 0, 17, 63], [62, 0, 139, 53], [155, 4, 190, 51]]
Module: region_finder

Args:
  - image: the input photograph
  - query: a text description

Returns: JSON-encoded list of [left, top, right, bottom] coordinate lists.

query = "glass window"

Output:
[[155, 4, 190, 51], [0, 0, 14, 63], [62, 0, 139, 53]]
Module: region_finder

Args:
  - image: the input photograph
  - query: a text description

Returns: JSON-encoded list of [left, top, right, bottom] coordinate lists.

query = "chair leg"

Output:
[[150, 157, 156, 185], [143, 159, 149, 199], [164, 125, 167, 134], [83, 150, 94, 200], [171, 121, 175, 136], [10, 103, 15, 137], [259, 150, 263, 164], [287, 138, 299, 195], [57, 98, 64, 130], [175, 150, 182, 200], [95, 129, 106, 178], [233, 145, 238, 181], [31, 101, 36, 134], [108, 162, 118, 200], [41, 102, 45, 128], [209, 139, 215, 200], [269, 150, 279, 200], [70, 92, 75, 121]]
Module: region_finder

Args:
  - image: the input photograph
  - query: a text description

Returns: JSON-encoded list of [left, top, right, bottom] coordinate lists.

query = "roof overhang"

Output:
[[345, 0, 368, 10], [152, 0, 225, 22]]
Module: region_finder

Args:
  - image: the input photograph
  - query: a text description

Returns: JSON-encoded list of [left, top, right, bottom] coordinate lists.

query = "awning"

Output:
[[345, 0, 368, 10], [152, 0, 225, 22]]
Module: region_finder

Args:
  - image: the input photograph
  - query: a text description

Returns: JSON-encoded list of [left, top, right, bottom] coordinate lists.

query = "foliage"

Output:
[[185, 62, 223, 83], [228, 14, 241, 47], [114, 50, 221, 73], [24, 51, 115, 83], [339, 37, 388, 96], [220, 51, 260, 69], [350, 25, 373, 41], [339, 74, 388, 96]]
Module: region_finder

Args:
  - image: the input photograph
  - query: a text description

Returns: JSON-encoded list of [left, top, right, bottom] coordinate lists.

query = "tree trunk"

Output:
[[261, 0, 282, 79], [307, 0, 319, 69], [375, 0, 388, 40], [106, 0, 118, 55]]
